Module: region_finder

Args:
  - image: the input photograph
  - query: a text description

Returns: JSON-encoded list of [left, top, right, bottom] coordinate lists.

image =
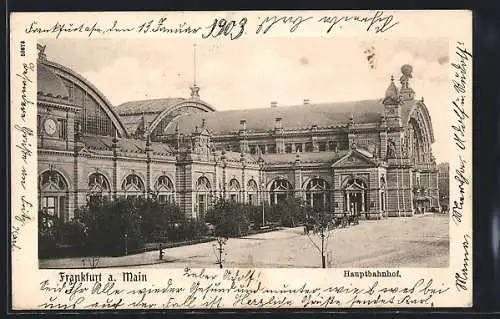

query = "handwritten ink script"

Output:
[[24, 11, 399, 39], [12, 61, 35, 251], [455, 234, 471, 292], [37, 268, 450, 310], [450, 41, 472, 292]]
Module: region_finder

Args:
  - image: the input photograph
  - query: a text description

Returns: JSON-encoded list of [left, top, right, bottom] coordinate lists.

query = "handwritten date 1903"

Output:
[[202, 18, 247, 40]]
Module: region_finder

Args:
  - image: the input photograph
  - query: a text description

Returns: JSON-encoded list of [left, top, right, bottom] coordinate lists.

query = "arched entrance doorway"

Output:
[[305, 178, 330, 211], [343, 178, 368, 215], [39, 169, 69, 222], [228, 178, 241, 202], [122, 174, 145, 199], [88, 172, 111, 200], [196, 176, 211, 220], [247, 179, 258, 205], [154, 175, 174, 204], [269, 178, 293, 205]]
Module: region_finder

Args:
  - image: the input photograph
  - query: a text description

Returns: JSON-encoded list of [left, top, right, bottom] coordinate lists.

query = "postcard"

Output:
[[10, 10, 472, 309]]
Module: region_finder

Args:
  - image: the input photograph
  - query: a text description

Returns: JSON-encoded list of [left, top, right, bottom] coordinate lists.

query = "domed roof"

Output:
[[37, 63, 69, 99]]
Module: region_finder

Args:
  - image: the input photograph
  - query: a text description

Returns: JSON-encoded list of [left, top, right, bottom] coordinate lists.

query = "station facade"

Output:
[[37, 46, 440, 222]]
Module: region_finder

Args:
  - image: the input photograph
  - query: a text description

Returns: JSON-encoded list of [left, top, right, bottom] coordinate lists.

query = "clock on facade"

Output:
[[44, 118, 57, 136]]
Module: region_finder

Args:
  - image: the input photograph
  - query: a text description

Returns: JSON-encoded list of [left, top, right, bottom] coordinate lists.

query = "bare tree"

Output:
[[82, 256, 100, 268], [212, 237, 228, 268], [305, 211, 334, 268]]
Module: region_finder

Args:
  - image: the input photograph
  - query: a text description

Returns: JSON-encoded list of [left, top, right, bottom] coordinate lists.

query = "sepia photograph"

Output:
[[36, 37, 450, 270], [10, 10, 473, 310]]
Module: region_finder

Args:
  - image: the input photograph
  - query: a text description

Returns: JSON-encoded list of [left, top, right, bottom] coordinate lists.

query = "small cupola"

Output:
[[383, 75, 399, 105]]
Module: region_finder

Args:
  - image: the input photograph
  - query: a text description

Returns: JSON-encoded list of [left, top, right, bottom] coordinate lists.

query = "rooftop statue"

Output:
[[400, 64, 413, 89]]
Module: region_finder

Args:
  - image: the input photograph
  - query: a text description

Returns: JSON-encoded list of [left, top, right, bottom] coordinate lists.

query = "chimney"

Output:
[[275, 117, 282, 129], [270, 101, 278, 108], [201, 118, 206, 128], [303, 99, 310, 105]]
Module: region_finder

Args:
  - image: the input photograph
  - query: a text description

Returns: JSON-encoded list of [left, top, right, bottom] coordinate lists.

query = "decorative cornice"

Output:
[[38, 149, 74, 157], [37, 97, 80, 111]]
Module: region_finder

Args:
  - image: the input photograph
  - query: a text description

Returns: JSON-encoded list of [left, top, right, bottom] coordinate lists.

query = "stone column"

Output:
[[361, 191, 365, 212], [380, 131, 388, 158], [222, 163, 227, 200], [258, 163, 266, 205], [112, 133, 118, 199], [146, 144, 151, 199], [401, 164, 406, 213], [346, 192, 350, 213], [294, 168, 302, 200], [241, 163, 246, 203], [213, 161, 218, 200], [72, 157, 78, 221]]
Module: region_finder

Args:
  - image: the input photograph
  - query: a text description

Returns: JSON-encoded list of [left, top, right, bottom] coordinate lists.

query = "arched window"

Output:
[[269, 178, 293, 205], [154, 175, 174, 204], [228, 178, 241, 202], [247, 179, 258, 205], [39, 170, 69, 222], [196, 176, 212, 219], [69, 83, 115, 137], [122, 174, 145, 198], [408, 118, 427, 164], [88, 173, 110, 199], [305, 178, 330, 211]]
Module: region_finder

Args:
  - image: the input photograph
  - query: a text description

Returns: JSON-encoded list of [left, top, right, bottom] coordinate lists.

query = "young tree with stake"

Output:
[[305, 210, 334, 268]]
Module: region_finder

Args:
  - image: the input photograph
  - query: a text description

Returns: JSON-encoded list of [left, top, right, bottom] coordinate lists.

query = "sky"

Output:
[[40, 38, 451, 163]]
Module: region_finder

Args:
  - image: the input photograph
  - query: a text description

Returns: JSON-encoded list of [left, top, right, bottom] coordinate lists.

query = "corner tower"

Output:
[[382, 75, 402, 128]]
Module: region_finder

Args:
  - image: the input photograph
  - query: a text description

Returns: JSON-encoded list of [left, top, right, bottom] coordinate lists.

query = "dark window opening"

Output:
[[319, 142, 327, 152], [305, 142, 313, 152], [58, 119, 67, 140]]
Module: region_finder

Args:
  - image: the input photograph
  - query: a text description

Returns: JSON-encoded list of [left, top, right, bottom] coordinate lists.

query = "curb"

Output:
[[40, 258, 178, 269]]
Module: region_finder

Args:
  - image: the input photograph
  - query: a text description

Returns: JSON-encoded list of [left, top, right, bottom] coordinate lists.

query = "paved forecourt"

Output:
[[142, 213, 449, 269], [40, 214, 448, 269]]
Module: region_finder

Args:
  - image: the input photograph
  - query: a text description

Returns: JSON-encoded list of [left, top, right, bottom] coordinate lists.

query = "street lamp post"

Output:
[[262, 202, 265, 227], [321, 231, 326, 268], [124, 233, 128, 256], [261, 181, 266, 227]]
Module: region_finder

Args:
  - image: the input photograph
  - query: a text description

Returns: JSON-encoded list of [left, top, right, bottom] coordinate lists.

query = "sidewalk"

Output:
[[39, 248, 175, 269], [39, 227, 297, 269]]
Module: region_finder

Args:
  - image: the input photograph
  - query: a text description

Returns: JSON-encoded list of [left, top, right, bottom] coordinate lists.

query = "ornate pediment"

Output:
[[331, 149, 377, 168], [77, 147, 94, 156], [345, 181, 366, 191]]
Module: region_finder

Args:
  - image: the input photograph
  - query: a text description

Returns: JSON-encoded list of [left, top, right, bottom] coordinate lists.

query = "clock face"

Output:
[[44, 118, 57, 136]]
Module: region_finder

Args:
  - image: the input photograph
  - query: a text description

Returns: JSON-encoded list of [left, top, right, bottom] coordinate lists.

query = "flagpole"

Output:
[[193, 44, 197, 86]]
